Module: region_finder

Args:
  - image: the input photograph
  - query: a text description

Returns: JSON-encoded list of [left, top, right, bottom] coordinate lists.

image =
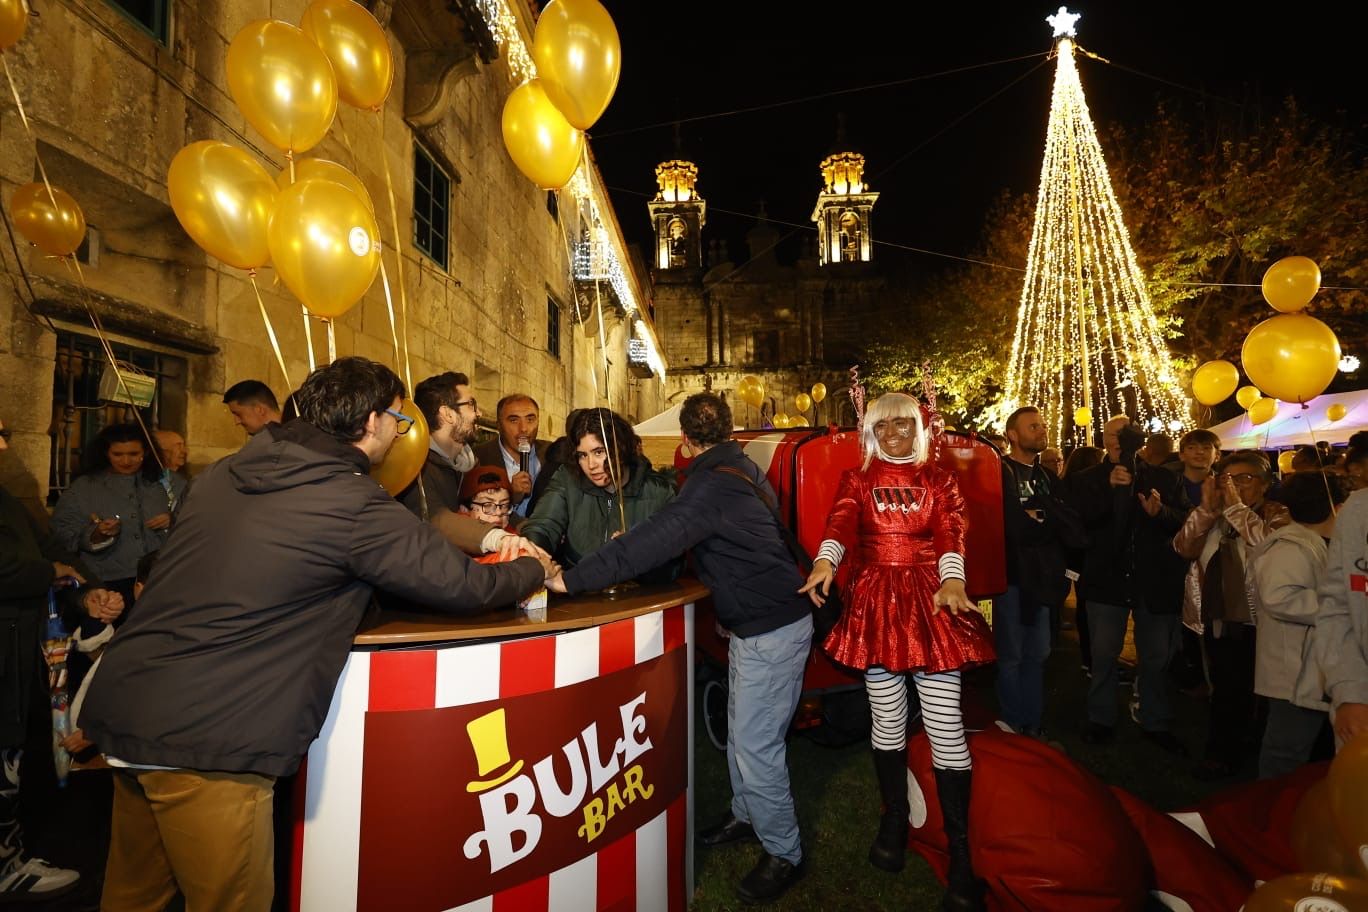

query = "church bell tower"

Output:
[[812, 139, 879, 266], [648, 158, 706, 273]]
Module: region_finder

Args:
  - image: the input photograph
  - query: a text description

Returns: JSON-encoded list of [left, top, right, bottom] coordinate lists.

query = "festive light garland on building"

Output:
[[473, 0, 666, 380], [1003, 22, 1188, 446]]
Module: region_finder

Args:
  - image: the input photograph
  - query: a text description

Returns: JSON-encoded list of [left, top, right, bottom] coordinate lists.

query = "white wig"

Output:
[[861, 392, 929, 470]]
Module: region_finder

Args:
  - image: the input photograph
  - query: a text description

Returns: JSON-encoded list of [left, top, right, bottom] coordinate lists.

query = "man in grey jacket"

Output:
[[84, 357, 554, 912], [1317, 487, 1368, 747]]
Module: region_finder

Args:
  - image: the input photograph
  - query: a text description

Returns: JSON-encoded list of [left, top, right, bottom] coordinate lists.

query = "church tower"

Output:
[[811, 133, 879, 265], [647, 158, 706, 274]]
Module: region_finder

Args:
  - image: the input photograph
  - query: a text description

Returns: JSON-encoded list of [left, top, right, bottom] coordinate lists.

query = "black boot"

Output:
[[868, 748, 910, 872], [933, 767, 986, 912]]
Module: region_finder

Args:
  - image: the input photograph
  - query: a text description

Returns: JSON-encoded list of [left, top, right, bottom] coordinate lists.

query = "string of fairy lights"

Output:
[[472, 0, 667, 381], [1003, 30, 1189, 447]]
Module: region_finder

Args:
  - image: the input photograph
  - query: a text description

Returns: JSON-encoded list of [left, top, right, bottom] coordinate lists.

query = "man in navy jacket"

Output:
[[548, 392, 812, 905]]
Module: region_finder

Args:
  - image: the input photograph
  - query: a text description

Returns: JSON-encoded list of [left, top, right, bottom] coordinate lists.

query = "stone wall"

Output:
[[0, 0, 662, 501]]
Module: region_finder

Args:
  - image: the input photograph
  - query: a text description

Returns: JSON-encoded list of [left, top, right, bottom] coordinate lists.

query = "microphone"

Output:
[[518, 439, 532, 475]]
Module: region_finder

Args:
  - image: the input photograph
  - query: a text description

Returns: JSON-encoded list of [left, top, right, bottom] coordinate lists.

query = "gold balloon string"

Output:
[[592, 279, 627, 534], [552, 197, 609, 405], [1, 54, 58, 210], [301, 304, 317, 373], [248, 271, 292, 390], [61, 256, 166, 476], [324, 318, 336, 364], [337, 111, 402, 376], [377, 119, 413, 394]]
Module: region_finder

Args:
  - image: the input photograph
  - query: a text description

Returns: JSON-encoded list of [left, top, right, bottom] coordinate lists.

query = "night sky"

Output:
[[589, 2, 1364, 276]]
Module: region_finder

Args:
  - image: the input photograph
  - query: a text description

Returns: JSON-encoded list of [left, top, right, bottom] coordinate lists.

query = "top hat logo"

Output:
[[465, 708, 525, 794]]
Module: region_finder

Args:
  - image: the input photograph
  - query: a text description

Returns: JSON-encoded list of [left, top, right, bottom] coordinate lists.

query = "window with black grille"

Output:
[[413, 145, 450, 270], [547, 297, 561, 360]]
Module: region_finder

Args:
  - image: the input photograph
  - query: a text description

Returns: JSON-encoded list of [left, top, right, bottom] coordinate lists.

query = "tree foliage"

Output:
[[864, 98, 1368, 431]]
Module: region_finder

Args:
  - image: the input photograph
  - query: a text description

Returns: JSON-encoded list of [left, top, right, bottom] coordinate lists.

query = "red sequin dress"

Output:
[[821, 459, 995, 674]]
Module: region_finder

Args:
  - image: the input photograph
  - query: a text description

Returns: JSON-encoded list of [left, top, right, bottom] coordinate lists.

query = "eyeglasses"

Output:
[[453, 398, 478, 413], [1219, 472, 1262, 484], [471, 501, 511, 515], [385, 408, 415, 435]]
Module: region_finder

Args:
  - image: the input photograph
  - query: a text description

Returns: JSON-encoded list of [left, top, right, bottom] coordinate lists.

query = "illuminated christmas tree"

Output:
[[1003, 8, 1189, 446]]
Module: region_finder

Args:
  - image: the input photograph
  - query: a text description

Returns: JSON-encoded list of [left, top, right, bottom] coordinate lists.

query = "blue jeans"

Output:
[[992, 585, 1052, 731], [1087, 601, 1178, 731], [727, 614, 812, 864], [1259, 698, 1327, 779]]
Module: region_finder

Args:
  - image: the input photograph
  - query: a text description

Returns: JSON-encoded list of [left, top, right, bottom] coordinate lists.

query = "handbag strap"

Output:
[[712, 466, 816, 571]]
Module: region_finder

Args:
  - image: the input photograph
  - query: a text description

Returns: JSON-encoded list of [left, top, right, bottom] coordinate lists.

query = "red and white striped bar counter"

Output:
[[289, 579, 706, 912]]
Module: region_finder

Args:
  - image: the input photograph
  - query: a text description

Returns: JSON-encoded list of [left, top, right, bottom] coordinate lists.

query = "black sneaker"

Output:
[[1081, 721, 1114, 744], [1141, 729, 1189, 757], [737, 851, 806, 905], [697, 813, 758, 847]]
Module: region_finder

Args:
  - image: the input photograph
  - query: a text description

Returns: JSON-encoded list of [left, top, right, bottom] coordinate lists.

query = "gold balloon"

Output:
[[277, 158, 373, 213], [1191, 359, 1240, 406], [1242, 873, 1368, 912], [0, 0, 28, 50], [267, 178, 380, 318], [742, 375, 765, 399], [1236, 385, 1263, 410], [1249, 397, 1279, 426], [1328, 735, 1368, 876], [1074, 406, 1092, 427], [1328, 403, 1349, 422], [372, 399, 429, 496], [10, 183, 86, 257], [226, 20, 338, 154], [501, 79, 584, 190], [794, 392, 813, 413], [773, 413, 790, 429], [168, 141, 278, 270], [1242, 313, 1342, 404], [1262, 255, 1322, 314], [811, 382, 827, 404], [299, 0, 393, 111], [1291, 780, 1358, 875], [531, 0, 621, 130], [1277, 451, 1296, 475]]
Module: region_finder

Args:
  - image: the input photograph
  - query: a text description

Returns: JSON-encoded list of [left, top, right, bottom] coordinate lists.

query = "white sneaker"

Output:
[[0, 857, 81, 899]]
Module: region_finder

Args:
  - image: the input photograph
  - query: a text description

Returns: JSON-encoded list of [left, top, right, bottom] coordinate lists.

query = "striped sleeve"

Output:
[[938, 552, 966, 583], [816, 538, 846, 568]]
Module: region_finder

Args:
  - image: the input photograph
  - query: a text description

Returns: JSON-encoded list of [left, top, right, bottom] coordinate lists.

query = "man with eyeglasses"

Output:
[[400, 371, 482, 518], [82, 357, 556, 910]]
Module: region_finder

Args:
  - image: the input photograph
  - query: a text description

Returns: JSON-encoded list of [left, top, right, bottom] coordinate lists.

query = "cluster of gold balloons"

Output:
[[502, 0, 621, 189], [168, 1, 393, 318], [1187, 257, 1344, 430]]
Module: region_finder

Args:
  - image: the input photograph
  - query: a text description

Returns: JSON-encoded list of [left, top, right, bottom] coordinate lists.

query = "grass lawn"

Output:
[[688, 611, 1234, 911]]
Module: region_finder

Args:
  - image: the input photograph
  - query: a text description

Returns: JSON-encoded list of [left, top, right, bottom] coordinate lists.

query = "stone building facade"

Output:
[[649, 149, 890, 427], [0, 0, 665, 505]]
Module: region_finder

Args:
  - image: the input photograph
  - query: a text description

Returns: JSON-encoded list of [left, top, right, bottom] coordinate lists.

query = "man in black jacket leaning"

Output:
[[547, 392, 812, 905], [1070, 414, 1191, 754], [83, 357, 554, 911]]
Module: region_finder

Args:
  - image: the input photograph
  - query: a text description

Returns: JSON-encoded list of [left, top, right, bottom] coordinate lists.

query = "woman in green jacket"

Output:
[[521, 408, 679, 583]]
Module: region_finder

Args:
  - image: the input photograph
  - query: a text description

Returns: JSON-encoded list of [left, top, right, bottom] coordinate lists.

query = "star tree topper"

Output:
[[1047, 6, 1081, 38]]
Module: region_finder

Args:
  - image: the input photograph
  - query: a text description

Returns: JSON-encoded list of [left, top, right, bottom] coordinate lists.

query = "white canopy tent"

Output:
[[1203, 388, 1368, 450], [632, 403, 684, 437]]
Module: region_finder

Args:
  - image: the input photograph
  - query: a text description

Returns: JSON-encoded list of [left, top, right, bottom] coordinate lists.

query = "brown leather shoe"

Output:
[[697, 814, 758, 847]]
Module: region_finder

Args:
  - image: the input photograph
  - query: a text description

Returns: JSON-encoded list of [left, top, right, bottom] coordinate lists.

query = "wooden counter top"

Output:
[[353, 578, 710, 647]]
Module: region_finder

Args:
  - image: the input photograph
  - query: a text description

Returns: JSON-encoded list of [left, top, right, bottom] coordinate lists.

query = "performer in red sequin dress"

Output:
[[802, 392, 994, 912]]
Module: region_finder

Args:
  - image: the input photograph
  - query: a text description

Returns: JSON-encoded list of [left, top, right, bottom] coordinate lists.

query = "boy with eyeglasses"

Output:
[[459, 466, 522, 532]]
